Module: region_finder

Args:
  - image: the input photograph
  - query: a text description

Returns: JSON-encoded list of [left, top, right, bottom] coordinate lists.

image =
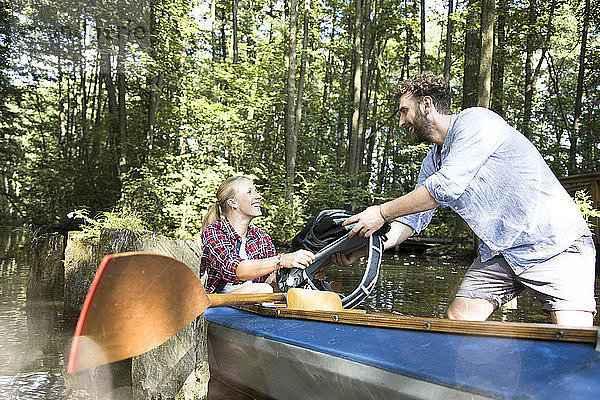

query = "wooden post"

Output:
[[558, 172, 600, 247]]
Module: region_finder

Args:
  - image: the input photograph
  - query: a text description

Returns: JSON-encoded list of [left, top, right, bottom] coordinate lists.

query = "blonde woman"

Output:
[[200, 176, 315, 294]]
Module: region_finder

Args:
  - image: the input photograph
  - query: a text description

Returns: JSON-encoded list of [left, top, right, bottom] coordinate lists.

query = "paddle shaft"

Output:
[[208, 292, 286, 307]]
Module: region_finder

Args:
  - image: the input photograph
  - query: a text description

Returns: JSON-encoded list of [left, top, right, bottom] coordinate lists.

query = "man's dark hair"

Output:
[[396, 73, 451, 115]]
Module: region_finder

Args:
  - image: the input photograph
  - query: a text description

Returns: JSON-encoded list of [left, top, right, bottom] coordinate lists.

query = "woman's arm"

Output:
[[236, 250, 315, 280]]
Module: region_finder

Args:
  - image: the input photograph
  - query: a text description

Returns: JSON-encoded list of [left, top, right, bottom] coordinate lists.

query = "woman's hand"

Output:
[[282, 249, 315, 269]]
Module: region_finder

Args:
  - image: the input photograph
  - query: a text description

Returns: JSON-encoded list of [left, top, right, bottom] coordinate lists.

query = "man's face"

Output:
[[398, 94, 436, 144]]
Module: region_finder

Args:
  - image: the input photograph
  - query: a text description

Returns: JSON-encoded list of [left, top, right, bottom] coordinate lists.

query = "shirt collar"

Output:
[[220, 218, 258, 242]]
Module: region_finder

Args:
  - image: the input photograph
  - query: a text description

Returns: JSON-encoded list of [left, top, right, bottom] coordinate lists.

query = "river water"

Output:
[[0, 228, 598, 399], [0, 230, 67, 399]]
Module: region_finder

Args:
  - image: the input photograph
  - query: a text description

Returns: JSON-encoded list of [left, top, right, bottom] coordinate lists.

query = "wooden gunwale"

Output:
[[236, 305, 599, 344]]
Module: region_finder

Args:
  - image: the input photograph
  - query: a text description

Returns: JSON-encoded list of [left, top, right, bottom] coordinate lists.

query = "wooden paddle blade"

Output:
[[67, 252, 209, 374], [287, 288, 342, 311]]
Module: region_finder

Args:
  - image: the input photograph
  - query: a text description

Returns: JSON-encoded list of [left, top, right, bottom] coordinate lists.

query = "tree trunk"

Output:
[[420, 0, 425, 72], [366, 62, 381, 182], [491, 0, 506, 116], [57, 51, 67, 151], [117, 26, 128, 175], [145, 73, 163, 165], [401, 0, 412, 80], [80, 59, 88, 163], [284, 0, 298, 207], [522, 0, 536, 137], [458, 0, 483, 253], [294, 0, 309, 153], [145, 4, 163, 165], [569, 0, 590, 174], [357, 0, 374, 179], [322, 6, 336, 108], [210, 0, 217, 62], [462, 0, 480, 109], [96, 17, 118, 173], [477, 0, 494, 108], [233, 0, 239, 64], [247, 0, 257, 62], [220, 6, 227, 60], [376, 129, 390, 194], [443, 0, 454, 82], [348, 0, 363, 177]]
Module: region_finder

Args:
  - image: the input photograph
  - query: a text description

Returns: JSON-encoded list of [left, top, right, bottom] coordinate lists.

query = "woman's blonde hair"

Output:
[[201, 175, 250, 232]]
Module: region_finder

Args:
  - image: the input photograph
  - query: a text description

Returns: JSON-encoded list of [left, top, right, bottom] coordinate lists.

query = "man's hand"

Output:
[[315, 247, 368, 280], [331, 246, 369, 267], [343, 205, 385, 238]]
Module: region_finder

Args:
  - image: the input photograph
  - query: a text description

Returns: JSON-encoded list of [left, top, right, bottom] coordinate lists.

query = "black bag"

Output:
[[277, 209, 390, 308], [290, 210, 357, 253]]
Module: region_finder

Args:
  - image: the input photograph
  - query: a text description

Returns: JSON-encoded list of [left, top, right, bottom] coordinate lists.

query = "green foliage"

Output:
[[255, 194, 307, 246], [573, 190, 600, 229], [68, 209, 150, 240], [2, 0, 599, 248]]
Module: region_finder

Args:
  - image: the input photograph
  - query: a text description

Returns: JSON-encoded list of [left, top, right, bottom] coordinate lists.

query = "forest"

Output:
[[1, 0, 599, 244]]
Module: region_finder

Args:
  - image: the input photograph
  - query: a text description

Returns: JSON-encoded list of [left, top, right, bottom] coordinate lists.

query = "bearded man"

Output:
[[339, 73, 596, 326]]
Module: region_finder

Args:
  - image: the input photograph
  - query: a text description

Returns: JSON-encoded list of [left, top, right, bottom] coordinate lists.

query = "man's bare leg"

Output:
[[551, 310, 594, 327], [447, 297, 496, 321]]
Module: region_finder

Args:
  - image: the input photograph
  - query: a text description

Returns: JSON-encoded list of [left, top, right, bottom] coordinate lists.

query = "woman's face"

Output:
[[231, 179, 263, 218]]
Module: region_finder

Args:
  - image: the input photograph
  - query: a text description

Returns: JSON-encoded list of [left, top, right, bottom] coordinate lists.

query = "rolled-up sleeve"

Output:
[[201, 227, 242, 284], [395, 150, 438, 234], [424, 109, 502, 206]]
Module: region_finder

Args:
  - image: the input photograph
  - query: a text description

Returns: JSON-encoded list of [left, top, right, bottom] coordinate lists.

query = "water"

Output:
[[0, 228, 599, 399], [0, 230, 67, 399], [326, 251, 600, 325]]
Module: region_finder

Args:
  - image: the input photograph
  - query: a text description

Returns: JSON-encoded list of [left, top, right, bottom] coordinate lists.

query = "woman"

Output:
[[200, 175, 315, 294]]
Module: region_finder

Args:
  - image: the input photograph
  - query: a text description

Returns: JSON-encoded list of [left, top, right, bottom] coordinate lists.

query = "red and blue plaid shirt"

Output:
[[200, 219, 276, 293]]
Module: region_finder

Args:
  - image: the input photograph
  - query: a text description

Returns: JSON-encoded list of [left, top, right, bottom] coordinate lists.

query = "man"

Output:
[[341, 73, 596, 326]]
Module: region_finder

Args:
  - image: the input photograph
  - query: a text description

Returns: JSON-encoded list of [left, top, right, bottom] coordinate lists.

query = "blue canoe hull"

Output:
[[205, 307, 600, 399]]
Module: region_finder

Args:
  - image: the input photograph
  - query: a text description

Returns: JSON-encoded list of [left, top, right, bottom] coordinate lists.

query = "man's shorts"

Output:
[[455, 235, 597, 313]]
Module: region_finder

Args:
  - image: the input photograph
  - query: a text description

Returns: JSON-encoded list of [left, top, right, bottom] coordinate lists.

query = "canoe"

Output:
[[205, 305, 600, 400]]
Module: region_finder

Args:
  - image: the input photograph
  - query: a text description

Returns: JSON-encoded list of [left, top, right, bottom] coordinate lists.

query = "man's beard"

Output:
[[410, 107, 436, 144]]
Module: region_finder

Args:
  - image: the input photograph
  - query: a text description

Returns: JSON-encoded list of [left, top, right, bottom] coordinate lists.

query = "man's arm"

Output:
[[344, 185, 439, 238], [384, 221, 415, 250], [330, 221, 414, 268]]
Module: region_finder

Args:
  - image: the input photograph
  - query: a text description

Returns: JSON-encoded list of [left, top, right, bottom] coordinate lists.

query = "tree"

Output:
[[284, 0, 299, 207], [477, 0, 494, 108], [462, 0, 480, 108], [420, 0, 425, 72], [522, 0, 537, 137], [348, 0, 364, 178], [569, 0, 590, 174], [443, 0, 454, 82], [491, 0, 506, 115]]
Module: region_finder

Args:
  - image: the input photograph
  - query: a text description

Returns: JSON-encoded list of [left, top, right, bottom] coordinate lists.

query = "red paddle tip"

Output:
[[66, 254, 115, 375]]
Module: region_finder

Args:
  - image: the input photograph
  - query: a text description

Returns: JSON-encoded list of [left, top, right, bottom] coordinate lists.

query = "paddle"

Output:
[[66, 252, 341, 375]]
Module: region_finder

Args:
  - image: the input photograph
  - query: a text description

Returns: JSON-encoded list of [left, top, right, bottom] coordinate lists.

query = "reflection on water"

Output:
[[0, 374, 65, 400], [0, 229, 67, 399]]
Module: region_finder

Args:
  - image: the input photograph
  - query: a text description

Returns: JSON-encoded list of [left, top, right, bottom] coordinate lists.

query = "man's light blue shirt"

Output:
[[397, 107, 591, 274]]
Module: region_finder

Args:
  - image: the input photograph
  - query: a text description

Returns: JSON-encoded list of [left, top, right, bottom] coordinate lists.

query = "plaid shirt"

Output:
[[200, 219, 276, 293]]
